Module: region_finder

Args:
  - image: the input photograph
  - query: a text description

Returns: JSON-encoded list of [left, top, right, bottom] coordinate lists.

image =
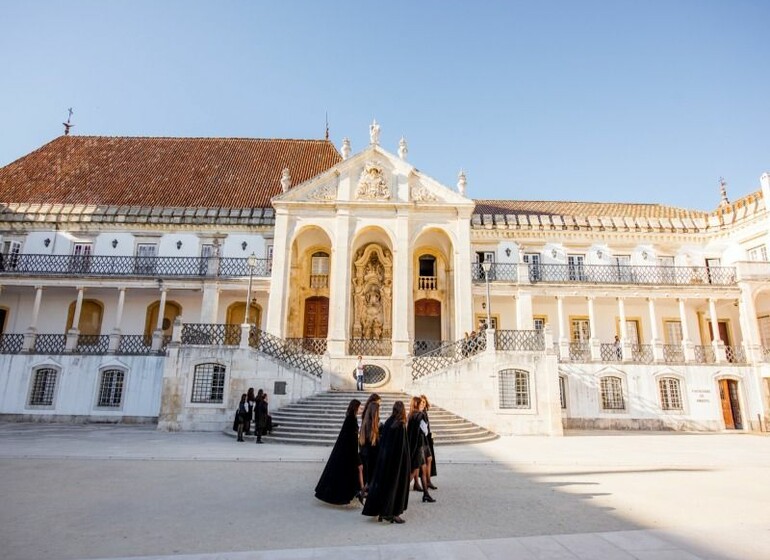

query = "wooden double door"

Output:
[[303, 296, 329, 339], [718, 379, 743, 429]]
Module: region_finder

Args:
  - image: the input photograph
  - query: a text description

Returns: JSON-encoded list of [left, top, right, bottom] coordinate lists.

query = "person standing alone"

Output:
[[356, 355, 365, 391]]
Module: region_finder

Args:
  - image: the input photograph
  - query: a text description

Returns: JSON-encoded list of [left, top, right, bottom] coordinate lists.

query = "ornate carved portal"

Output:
[[351, 244, 393, 340]]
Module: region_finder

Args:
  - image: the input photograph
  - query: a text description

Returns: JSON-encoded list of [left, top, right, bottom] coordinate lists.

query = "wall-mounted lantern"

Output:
[[596, 250, 603, 259], [176, 240, 183, 250], [241, 241, 248, 251], [43, 238, 51, 248], [112, 239, 118, 248], [505, 247, 511, 257], [551, 249, 557, 258], [641, 251, 648, 260]]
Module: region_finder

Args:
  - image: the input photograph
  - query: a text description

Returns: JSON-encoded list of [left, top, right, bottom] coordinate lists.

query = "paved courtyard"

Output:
[[0, 423, 768, 560]]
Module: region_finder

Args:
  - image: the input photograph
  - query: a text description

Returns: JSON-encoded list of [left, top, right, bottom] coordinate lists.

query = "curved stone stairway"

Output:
[[228, 391, 497, 445]]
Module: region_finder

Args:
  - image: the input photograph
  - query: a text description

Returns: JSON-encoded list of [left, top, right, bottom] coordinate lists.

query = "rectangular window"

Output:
[[98, 369, 125, 407], [524, 253, 541, 281], [499, 369, 530, 409], [567, 254, 586, 281], [600, 376, 625, 410], [29, 368, 57, 406], [475, 251, 496, 281], [70, 243, 93, 273], [476, 315, 498, 330], [613, 255, 632, 282], [559, 376, 567, 409], [664, 320, 683, 345], [136, 243, 157, 274], [748, 245, 768, 262], [659, 378, 683, 410], [199, 244, 216, 275], [658, 256, 675, 283], [533, 316, 547, 331], [570, 318, 590, 342], [191, 363, 226, 403], [266, 244, 274, 275], [2, 240, 21, 270]]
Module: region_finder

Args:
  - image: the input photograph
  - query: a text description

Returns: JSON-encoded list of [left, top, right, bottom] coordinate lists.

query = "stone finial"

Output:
[[760, 172, 770, 200], [341, 137, 351, 160], [280, 168, 291, 193], [719, 177, 730, 207], [369, 119, 381, 145], [398, 137, 408, 160], [457, 169, 467, 195]]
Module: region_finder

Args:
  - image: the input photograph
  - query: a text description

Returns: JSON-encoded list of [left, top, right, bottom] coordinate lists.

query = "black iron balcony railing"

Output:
[[0, 333, 24, 354], [181, 323, 241, 346], [118, 335, 155, 355], [495, 330, 545, 351], [33, 334, 67, 354], [471, 263, 518, 282], [348, 338, 393, 357], [412, 340, 450, 356], [248, 327, 322, 378], [527, 264, 736, 286], [75, 335, 110, 354], [0, 254, 272, 279], [662, 344, 685, 363], [568, 341, 591, 362], [411, 332, 487, 380], [0, 332, 167, 355], [600, 343, 623, 362], [629, 344, 654, 364], [724, 345, 747, 364], [694, 345, 716, 364], [285, 337, 327, 355]]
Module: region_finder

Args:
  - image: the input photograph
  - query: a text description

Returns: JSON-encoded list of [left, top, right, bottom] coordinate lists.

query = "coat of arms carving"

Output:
[[356, 161, 390, 200]]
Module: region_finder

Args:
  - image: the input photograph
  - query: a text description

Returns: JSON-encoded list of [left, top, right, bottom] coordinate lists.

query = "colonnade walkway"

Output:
[[1, 423, 768, 560]]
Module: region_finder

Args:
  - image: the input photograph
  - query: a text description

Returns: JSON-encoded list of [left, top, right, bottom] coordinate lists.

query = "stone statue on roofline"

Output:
[[369, 119, 381, 146], [280, 168, 291, 193]]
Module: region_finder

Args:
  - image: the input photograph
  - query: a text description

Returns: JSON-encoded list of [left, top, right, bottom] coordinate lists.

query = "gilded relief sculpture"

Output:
[[352, 244, 393, 340]]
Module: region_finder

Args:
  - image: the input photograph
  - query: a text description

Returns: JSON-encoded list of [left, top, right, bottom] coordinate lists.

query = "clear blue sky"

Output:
[[1, 0, 768, 209]]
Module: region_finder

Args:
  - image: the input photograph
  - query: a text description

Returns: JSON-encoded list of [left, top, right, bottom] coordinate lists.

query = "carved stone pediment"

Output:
[[356, 161, 390, 200], [410, 182, 437, 202], [309, 182, 337, 201]]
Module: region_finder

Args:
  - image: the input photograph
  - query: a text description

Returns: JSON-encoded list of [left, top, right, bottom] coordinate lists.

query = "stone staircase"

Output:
[[257, 391, 497, 445]]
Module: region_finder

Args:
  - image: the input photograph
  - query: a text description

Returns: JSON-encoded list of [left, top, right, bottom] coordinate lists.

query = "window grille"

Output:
[[191, 363, 226, 403], [29, 367, 57, 406], [559, 376, 567, 409], [659, 377, 683, 410], [600, 376, 624, 410], [499, 369, 530, 409], [97, 369, 125, 407]]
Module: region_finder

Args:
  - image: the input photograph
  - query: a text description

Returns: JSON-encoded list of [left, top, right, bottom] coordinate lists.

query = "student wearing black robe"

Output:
[[359, 393, 381, 489], [407, 396, 435, 502], [362, 400, 410, 524], [314, 399, 365, 505], [421, 394, 437, 488]]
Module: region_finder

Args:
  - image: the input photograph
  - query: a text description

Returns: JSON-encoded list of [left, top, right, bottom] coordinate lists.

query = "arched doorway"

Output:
[[304, 296, 329, 339], [226, 302, 262, 327], [66, 299, 104, 335], [144, 301, 182, 341], [414, 298, 441, 354], [718, 378, 743, 429]]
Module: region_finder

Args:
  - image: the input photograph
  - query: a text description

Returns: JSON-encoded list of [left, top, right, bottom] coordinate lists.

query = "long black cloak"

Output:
[[361, 415, 410, 518], [314, 414, 362, 505], [407, 412, 428, 470]]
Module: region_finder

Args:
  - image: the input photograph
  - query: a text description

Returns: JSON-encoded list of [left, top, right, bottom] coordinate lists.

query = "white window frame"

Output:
[[499, 369, 531, 409], [748, 245, 768, 262], [567, 254, 586, 281], [659, 376, 684, 411], [600, 376, 625, 411]]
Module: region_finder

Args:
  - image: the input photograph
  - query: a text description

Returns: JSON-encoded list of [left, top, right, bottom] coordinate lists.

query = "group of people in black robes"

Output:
[[314, 393, 437, 524], [233, 387, 274, 443]]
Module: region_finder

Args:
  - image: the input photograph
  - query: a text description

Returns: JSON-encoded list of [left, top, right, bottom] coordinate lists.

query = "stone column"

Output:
[[709, 298, 727, 362], [678, 298, 695, 362], [618, 297, 632, 362], [326, 209, 352, 356], [23, 285, 43, 351], [199, 284, 220, 324], [557, 295, 569, 358], [454, 215, 474, 338], [391, 209, 411, 357], [266, 209, 292, 338], [66, 286, 85, 351], [588, 296, 600, 361], [516, 292, 534, 331], [648, 297, 664, 362], [152, 288, 168, 351], [109, 287, 126, 352], [738, 289, 762, 363]]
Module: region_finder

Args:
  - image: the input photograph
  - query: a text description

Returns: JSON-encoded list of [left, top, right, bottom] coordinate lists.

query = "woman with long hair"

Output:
[[362, 400, 411, 524], [315, 399, 366, 505], [420, 395, 437, 490], [254, 389, 267, 444], [407, 396, 435, 502], [359, 393, 381, 490]]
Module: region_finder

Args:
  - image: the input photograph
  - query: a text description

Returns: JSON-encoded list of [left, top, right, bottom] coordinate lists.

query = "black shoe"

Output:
[[391, 515, 405, 524], [413, 484, 423, 492], [237, 438, 244, 442], [422, 493, 436, 503], [256, 439, 263, 444], [427, 483, 438, 490]]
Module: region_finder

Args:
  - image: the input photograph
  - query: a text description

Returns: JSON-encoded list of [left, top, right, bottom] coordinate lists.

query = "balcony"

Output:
[[528, 264, 736, 286], [418, 276, 438, 290], [0, 254, 272, 279], [471, 263, 518, 282], [0, 332, 168, 355]]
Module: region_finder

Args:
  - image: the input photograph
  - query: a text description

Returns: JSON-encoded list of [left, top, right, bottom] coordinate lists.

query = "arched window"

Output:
[[98, 369, 125, 408], [144, 301, 182, 340], [659, 377, 683, 410], [418, 255, 437, 290], [600, 376, 624, 410], [29, 367, 57, 406], [191, 363, 226, 404], [66, 299, 104, 335], [310, 251, 330, 288], [499, 368, 530, 409]]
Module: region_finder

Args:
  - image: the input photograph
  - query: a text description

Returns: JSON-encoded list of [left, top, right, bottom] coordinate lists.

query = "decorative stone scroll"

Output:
[[309, 182, 337, 201], [410, 183, 437, 202], [351, 244, 393, 340], [356, 161, 390, 200]]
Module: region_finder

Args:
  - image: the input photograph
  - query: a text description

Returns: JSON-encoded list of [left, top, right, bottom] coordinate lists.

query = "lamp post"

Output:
[[245, 253, 258, 324], [481, 261, 492, 329]]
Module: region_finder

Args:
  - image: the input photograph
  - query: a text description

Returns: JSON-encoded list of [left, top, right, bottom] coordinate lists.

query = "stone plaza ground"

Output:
[[0, 423, 768, 560]]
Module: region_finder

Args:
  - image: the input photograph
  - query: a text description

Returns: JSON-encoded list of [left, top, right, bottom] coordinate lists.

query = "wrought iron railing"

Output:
[[0, 333, 24, 354], [600, 343, 623, 362], [471, 262, 518, 282], [763, 346, 770, 363], [411, 333, 487, 380], [694, 345, 716, 364], [662, 344, 685, 363], [75, 335, 110, 354], [412, 340, 449, 356], [527, 264, 736, 286], [495, 330, 544, 351], [348, 338, 393, 356], [725, 345, 747, 364], [418, 276, 438, 290], [249, 327, 322, 378], [0, 254, 272, 279], [553, 342, 562, 362], [568, 342, 591, 362], [118, 335, 155, 355], [32, 334, 67, 354], [181, 323, 241, 346], [629, 344, 654, 364], [285, 338, 327, 355]]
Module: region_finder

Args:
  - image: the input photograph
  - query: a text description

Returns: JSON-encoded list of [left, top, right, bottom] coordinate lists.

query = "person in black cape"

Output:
[[421, 394, 437, 489], [359, 393, 381, 490], [407, 396, 435, 502], [314, 399, 366, 505], [362, 400, 410, 524]]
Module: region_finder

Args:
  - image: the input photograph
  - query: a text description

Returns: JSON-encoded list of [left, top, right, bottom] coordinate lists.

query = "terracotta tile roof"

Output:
[[472, 199, 708, 219], [0, 136, 341, 207]]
